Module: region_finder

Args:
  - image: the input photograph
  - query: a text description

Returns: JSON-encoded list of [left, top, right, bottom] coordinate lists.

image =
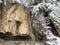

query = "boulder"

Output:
[[0, 4, 31, 36]]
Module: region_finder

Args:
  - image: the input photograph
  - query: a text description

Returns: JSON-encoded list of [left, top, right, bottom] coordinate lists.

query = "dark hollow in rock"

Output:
[[15, 20, 21, 30], [0, 32, 31, 41], [48, 19, 60, 37]]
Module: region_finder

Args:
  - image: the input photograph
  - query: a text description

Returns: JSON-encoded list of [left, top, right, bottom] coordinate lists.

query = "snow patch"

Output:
[[32, 2, 60, 45]]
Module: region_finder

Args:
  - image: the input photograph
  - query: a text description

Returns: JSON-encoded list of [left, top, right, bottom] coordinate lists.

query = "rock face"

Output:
[[0, 4, 32, 36], [48, 3, 60, 36], [0, 0, 60, 45], [49, 8, 60, 35]]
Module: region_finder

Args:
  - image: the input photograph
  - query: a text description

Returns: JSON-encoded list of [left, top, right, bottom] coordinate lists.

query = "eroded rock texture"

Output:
[[0, 0, 60, 45], [0, 4, 32, 36]]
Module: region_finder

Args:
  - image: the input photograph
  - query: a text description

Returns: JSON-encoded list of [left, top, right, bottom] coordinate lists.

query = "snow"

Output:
[[0, 0, 60, 45], [0, 0, 33, 8], [45, 30, 60, 45], [15, 0, 30, 7], [32, 2, 60, 45], [0, 0, 2, 3], [15, 0, 21, 3]]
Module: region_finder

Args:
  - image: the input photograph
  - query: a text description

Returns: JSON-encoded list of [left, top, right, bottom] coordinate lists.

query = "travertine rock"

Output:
[[0, 4, 31, 36]]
